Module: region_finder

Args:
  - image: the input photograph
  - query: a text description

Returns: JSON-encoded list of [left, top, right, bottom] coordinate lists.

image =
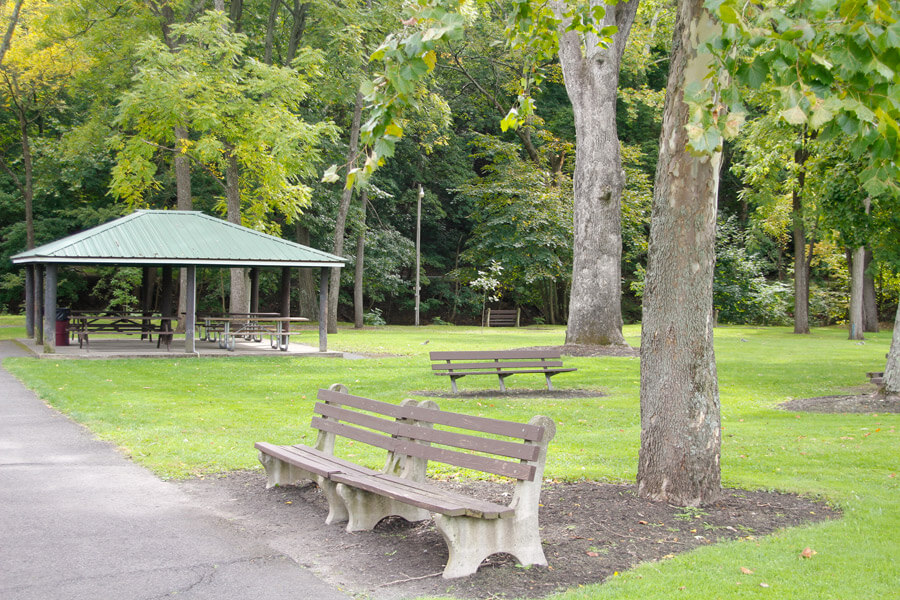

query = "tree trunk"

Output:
[[175, 125, 192, 331], [295, 223, 317, 319], [792, 140, 810, 334], [848, 246, 865, 340], [225, 147, 249, 313], [327, 90, 363, 333], [354, 188, 368, 329], [14, 100, 35, 249], [264, 0, 279, 65], [286, 1, 309, 65], [637, 0, 722, 507], [556, 0, 638, 347], [229, 0, 243, 31], [882, 303, 900, 394], [863, 247, 879, 333]]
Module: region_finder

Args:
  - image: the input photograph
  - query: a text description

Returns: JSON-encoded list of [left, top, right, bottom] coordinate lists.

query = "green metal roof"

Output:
[[10, 210, 345, 267]]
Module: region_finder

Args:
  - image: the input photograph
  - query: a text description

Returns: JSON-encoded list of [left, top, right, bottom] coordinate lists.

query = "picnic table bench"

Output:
[[198, 314, 309, 351], [255, 384, 556, 579], [430, 349, 577, 392], [68, 312, 175, 351], [486, 308, 520, 327]]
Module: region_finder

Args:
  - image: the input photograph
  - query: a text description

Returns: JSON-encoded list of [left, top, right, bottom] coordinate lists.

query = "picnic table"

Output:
[[68, 311, 175, 350], [199, 314, 309, 351]]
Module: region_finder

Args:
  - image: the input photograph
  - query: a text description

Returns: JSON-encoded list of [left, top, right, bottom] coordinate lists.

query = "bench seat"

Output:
[[431, 349, 577, 392]]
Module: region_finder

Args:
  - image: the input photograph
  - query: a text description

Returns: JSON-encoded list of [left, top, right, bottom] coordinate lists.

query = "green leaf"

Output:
[[718, 4, 740, 25], [321, 164, 340, 184], [780, 105, 808, 125]]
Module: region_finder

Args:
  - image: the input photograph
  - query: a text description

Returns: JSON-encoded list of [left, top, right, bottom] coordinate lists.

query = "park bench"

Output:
[[255, 384, 556, 579], [429, 349, 577, 393], [486, 308, 520, 327]]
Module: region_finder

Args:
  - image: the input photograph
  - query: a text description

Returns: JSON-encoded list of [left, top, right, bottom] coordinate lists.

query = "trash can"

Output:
[[55, 307, 71, 346]]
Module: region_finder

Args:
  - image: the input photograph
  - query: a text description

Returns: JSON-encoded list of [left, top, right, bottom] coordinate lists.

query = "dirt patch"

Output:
[[178, 472, 838, 599], [412, 389, 606, 399], [780, 392, 900, 414], [521, 344, 640, 358]]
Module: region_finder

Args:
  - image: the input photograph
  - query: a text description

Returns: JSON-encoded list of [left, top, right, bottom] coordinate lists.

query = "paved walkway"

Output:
[[0, 341, 348, 600]]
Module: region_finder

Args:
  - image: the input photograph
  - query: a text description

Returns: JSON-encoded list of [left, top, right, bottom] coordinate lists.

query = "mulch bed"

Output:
[[779, 392, 900, 413], [178, 472, 838, 599]]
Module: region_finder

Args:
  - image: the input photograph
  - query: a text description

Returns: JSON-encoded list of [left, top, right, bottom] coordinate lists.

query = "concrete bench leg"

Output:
[[335, 483, 431, 532], [257, 452, 349, 525], [545, 373, 554, 391], [433, 512, 547, 579]]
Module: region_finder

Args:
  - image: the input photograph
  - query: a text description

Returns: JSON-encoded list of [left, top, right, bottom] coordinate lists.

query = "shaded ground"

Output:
[[178, 472, 838, 600], [526, 344, 640, 358], [413, 388, 606, 399], [780, 392, 900, 413]]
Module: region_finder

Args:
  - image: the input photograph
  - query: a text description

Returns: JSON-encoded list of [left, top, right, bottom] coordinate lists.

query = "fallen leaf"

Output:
[[586, 551, 599, 557], [740, 567, 754, 575], [760, 582, 770, 588], [638, 520, 648, 525], [801, 547, 817, 558]]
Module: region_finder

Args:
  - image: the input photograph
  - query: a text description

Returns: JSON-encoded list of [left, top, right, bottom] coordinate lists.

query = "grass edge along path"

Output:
[[3, 324, 898, 600]]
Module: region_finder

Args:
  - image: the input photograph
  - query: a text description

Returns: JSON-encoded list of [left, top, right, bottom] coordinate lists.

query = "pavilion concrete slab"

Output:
[[0, 341, 348, 600]]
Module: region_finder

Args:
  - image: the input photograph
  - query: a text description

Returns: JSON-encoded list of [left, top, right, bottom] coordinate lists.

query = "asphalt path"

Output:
[[0, 341, 348, 600]]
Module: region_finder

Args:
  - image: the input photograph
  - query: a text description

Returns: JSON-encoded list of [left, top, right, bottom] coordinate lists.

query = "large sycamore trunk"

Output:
[[883, 304, 900, 394], [637, 0, 722, 506], [557, 0, 638, 347]]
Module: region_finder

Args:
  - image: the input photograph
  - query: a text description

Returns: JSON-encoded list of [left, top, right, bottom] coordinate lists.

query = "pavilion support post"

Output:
[[33, 266, 43, 345], [160, 266, 174, 346], [24, 265, 34, 338], [140, 266, 154, 341], [43, 264, 57, 352], [280, 266, 291, 348], [250, 268, 260, 314], [319, 268, 329, 352], [185, 265, 196, 354]]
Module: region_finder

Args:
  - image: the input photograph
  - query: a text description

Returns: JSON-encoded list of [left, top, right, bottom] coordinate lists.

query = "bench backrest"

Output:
[[429, 349, 565, 372], [312, 388, 552, 481], [487, 308, 519, 327]]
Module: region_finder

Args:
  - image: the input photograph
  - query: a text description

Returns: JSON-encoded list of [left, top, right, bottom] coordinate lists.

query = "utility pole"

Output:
[[415, 185, 423, 326]]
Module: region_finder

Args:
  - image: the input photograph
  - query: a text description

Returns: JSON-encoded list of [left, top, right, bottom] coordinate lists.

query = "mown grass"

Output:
[[3, 320, 898, 600]]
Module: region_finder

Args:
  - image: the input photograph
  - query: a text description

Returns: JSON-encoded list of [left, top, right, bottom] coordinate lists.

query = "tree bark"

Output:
[[327, 90, 363, 333], [863, 247, 879, 332], [175, 125, 192, 331], [295, 223, 317, 319], [264, 0, 280, 65], [883, 303, 900, 394], [15, 97, 35, 249], [637, 0, 722, 507], [286, 1, 309, 65], [354, 188, 368, 329], [792, 140, 810, 334], [556, 0, 638, 347], [225, 147, 249, 313], [848, 246, 865, 340]]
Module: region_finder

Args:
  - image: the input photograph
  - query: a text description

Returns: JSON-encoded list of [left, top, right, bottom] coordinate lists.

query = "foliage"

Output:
[[90, 267, 142, 312], [468, 259, 504, 326], [457, 135, 573, 304], [713, 217, 792, 325], [110, 11, 337, 231]]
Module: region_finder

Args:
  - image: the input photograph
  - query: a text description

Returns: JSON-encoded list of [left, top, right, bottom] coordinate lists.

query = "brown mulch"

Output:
[[523, 344, 640, 358], [779, 392, 900, 413], [177, 472, 838, 600]]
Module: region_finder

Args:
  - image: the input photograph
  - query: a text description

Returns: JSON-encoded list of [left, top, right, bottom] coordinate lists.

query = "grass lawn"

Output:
[[3, 321, 898, 599]]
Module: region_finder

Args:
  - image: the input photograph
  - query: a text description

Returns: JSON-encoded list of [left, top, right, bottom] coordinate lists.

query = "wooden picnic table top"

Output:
[[200, 316, 310, 322]]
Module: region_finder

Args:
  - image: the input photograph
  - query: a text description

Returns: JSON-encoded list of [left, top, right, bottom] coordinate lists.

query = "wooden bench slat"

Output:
[[395, 438, 535, 481], [432, 360, 565, 371], [396, 422, 540, 461], [311, 417, 399, 453], [435, 368, 577, 377], [332, 471, 469, 516], [315, 402, 402, 437], [430, 350, 562, 360], [405, 404, 545, 441], [318, 388, 415, 419], [254, 442, 379, 478], [371, 472, 512, 518]]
